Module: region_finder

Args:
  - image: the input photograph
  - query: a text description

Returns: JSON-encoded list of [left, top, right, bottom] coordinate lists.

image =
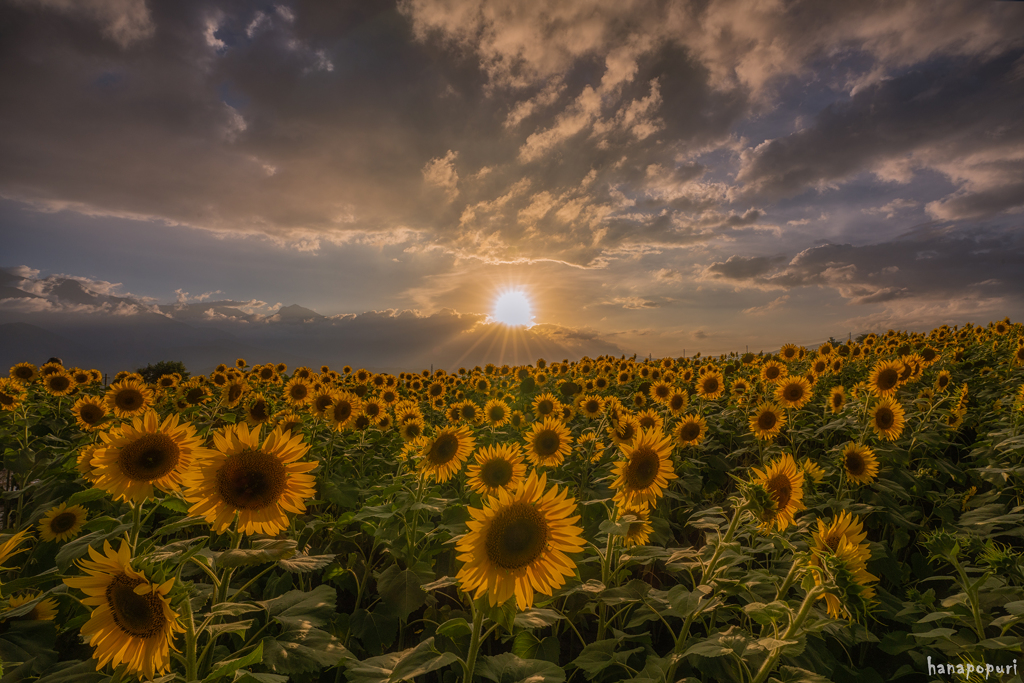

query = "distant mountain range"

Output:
[[0, 273, 626, 375]]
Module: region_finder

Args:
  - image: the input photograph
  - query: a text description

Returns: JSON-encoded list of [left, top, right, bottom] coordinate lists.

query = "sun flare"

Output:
[[493, 290, 534, 327]]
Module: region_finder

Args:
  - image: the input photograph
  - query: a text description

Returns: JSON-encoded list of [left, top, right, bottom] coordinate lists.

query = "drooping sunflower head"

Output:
[[456, 471, 585, 609], [575, 431, 606, 463], [62, 540, 183, 679], [775, 376, 813, 409], [419, 424, 476, 483], [93, 411, 208, 503], [72, 395, 108, 431], [800, 459, 826, 484], [38, 502, 88, 542], [870, 397, 906, 441], [525, 417, 572, 467], [814, 536, 878, 620], [750, 452, 804, 532], [611, 428, 678, 509], [184, 423, 315, 535], [616, 502, 653, 548], [812, 511, 867, 556], [43, 370, 76, 397], [841, 443, 879, 484], [6, 593, 58, 621], [467, 443, 527, 496], [749, 402, 787, 441], [0, 378, 27, 412], [829, 386, 846, 414]]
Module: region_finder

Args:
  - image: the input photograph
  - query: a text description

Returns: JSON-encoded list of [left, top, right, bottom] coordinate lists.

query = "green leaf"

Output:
[[277, 553, 336, 573], [258, 585, 336, 630], [435, 617, 471, 639], [344, 638, 458, 683], [349, 608, 398, 655], [512, 632, 559, 663], [54, 523, 132, 572], [261, 628, 351, 675], [513, 608, 563, 629], [681, 639, 734, 658], [376, 564, 428, 621], [218, 540, 296, 569], [476, 653, 566, 683], [421, 576, 458, 591], [772, 665, 833, 683], [916, 611, 955, 623], [65, 488, 107, 506], [0, 620, 57, 673], [572, 639, 643, 680], [744, 601, 790, 625], [598, 579, 650, 605], [235, 673, 289, 683], [153, 515, 208, 537], [488, 597, 517, 634], [909, 628, 958, 639], [202, 642, 263, 683], [31, 659, 105, 683], [208, 602, 263, 618]]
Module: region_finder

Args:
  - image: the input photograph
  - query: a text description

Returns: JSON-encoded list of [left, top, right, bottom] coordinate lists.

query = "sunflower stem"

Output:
[[461, 598, 486, 683], [129, 499, 144, 554], [182, 586, 199, 681], [703, 500, 749, 584], [750, 585, 825, 683]]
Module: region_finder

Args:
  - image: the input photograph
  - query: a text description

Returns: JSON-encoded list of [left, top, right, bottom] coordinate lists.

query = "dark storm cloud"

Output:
[[737, 49, 1024, 216], [703, 225, 1024, 305]]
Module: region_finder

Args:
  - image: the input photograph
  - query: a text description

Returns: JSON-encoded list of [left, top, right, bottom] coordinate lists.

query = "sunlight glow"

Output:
[[493, 290, 534, 327]]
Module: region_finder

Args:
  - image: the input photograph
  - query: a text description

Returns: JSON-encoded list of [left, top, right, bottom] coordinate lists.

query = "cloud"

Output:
[[13, 0, 155, 47], [743, 295, 789, 315], [422, 149, 460, 201]]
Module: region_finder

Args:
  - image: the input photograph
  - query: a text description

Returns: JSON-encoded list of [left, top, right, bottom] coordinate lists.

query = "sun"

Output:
[[493, 290, 534, 327]]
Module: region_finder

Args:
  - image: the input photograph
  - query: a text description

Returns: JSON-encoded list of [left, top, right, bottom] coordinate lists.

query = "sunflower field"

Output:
[[0, 319, 1023, 683]]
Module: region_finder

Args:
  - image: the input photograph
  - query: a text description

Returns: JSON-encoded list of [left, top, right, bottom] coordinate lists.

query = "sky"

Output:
[[2, 0, 1024, 369]]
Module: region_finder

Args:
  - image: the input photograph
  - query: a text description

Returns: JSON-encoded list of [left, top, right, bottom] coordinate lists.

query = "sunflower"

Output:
[[0, 529, 31, 576], [749, 402, 787, 441], [841, 443, 879, 484], [273, 410, 304, 435], [244, 393, 274, 427], [649, 380, 673, 404], [813, 535, 877, 619], [483, 399, 510, 427], [72, 395, 108, 431], [810, 357, 829, 377], [398, 418, 425, 442], [361, 398, 386, 425], [730, 379, 750, 402], [577, 394, 605, 419], [283, 377, 312, 407], [666, 390, 689, 416], [695, 370, 725, 400], [774, 376, 813, 409], [750, 453, 804, 532], [325, 392, 363, 431], [63, 540, 182, 679], [761, 360, 787, 383], [868, 360, 903, 398], [945, 409, 965, 430], [532, 392, 561, 420], [575, 432, 606, 463], [184, 423, 316, 535], [779, 344, 800, 362], [610, 428, 677, 509], [418, 424, 476, 483], [92, 411, 208, 503], [870, 397, 906, 441], [672, 414, 707, 447], [467, 443, 527, 497], [221, 379, 248, 408], [453, 399, 481, 425], [102, 380, 152, 418], [38, 502, 88, 542], [800, 459, 826, 484], [608, 415, 641, 446], [934, 370, 952, 392], [43, 370, 76, 397], [617, 502, 653, 548], [9, 362, 38, 384], [456, 471, 585, 610], [77, 444, 102, 483], [525, 417, 572, 467], [828, 386, 846, 414], [635, 408, 663, 432], [0, 378, 26, 412], [6, 593, 58, 621], [156, 373, 180, 389]]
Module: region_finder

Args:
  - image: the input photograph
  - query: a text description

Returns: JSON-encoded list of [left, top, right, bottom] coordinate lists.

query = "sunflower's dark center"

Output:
[[638, 415, 657, 429], [315, 395, 334, 413], [783, 384, 805, 402], [533, 430, 560, 457], [383, 391, 397, 403], [289, 384, 308, 401], [488, 406, 506, 421], [428, 433, 460, 465], [429, 384, 444, 397], [898, 364, 913, 381], [876, 368, 899, 391], [0, 392, 16, 406], [249, 400, 270, 422], [228, 384, 244, 402], [49, 376, 71, 392], [823, 532, 841, 552], [679, 422, 701, 442], [537, 400, 554, 415], [259, 368, 274, 380], [757, 410, 778, 430], [279, 419, 301, 433], [702, 377, 720, 394], [485, 501, 549, 571], [1015, 348, 1024, 361], [655, 385, 670, 399], [107, 573, 167, 638], [403, 422, 422, 438], [49, 511, 78, 534], [765, 367, 781, 381], [480, 458, 514, 488], [584, 400, 600, 414], [595, 378, 608, 389], [766, 472, 792, 510], [617, 423, 636, 441], [331, 401, 353, 423], [511, 415, 522, 427], [846, 450, 867, 476], [77, 403, 104, 425], [159, 377, 175, 387], [118, 433, 180, 481], [669, 395, 685, 411], [832, 394, 844, 409], [364, 402, 381, 417], [623, 447, 661, 490], [116, 388, 145, 410], [75, 372, 90, 383], [460, 405, 476, 420], [216, 449, 287, 510], [185, 387, 206, 404], [14, 367, 33, 380], [783, 349, 796, 359], [874, 407, 894, 430]]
